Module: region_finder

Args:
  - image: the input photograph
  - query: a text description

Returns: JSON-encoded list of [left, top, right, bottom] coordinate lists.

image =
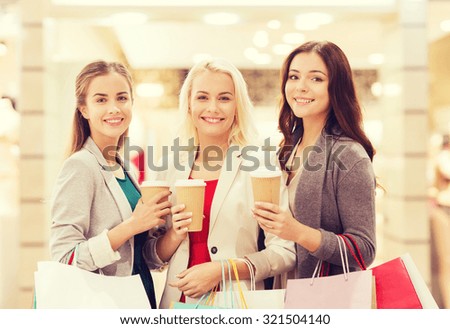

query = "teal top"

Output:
[[116, 171, 157, 309]]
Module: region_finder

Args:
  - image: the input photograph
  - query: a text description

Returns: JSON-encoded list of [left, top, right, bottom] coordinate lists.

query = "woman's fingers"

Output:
[[171, 203, 186, 214], [149, 190, 172, 204], [254, 201, 280, 213], [252, 207, 277, 221]]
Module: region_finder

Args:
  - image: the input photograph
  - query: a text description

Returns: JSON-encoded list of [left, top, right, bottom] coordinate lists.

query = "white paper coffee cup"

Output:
[[175, 179, 206, 232], [140, 180, 171, 203], [250, 169, 282, 205]]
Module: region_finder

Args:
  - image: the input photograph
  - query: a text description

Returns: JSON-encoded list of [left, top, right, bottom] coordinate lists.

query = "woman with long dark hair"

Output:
[[253, 41, 377, 279]]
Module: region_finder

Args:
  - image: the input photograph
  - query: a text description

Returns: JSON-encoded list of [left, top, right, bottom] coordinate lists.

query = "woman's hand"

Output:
[[169, 262, 222, 298], [252, 201, 300, 242], [169, 203, 192, 242], [108, 190, 172, 251], [155, 202, 202, 263], [253, 201, 322, 252], [131, 190, 172, 235]]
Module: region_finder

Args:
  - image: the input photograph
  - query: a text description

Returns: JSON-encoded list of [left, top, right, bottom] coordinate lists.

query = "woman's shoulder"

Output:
[[65, 148, 97, 165], [327, 137, 373, 177], [331, 137, 370, 160], [59, 148, 101, 178]]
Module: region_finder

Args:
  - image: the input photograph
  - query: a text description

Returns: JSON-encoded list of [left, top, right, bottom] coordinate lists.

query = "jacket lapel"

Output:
[[83, 137, 132, 221], [209, 146, 242, 232]]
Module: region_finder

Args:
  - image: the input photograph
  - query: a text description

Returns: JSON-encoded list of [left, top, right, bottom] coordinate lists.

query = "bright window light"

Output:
[[282, 32, 305, 44], [100, 12, 148, 25], [441, 20, 450, 32], [136, 83, 164, 98], [244, 47, 259, 61], [267, 20, 281, 30], [192, 53, 213, 63], [273, 44, 293, 56], [368, 53, 385, 65], [383, 83, 402, 97], [253, 53, 271, 65], [203, 12, 240, 25], [253, 30, 269, 48], [295, 12, 333, 31], [371, 82, 383, 97], [0, 42, 7, 56]]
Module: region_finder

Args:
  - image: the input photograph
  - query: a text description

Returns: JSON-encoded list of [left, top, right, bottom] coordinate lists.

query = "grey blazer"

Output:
[[291, 131, 377, 278], [50, 137, 159, 276]]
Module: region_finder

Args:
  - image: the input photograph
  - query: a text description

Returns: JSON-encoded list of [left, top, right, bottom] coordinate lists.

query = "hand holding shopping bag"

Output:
[[284, 235, 373, 309], [212, 258, 286, 309], [172, 259, 234, 309], [180, 258, 286, 309]]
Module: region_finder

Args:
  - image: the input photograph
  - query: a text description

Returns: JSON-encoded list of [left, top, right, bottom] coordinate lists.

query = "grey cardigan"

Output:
[[49, 137, 161, 276], [291, 131, 376, 278]]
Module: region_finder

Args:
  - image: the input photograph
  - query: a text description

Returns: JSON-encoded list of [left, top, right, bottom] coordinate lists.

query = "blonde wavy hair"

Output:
[[177, 58, 258, 147]]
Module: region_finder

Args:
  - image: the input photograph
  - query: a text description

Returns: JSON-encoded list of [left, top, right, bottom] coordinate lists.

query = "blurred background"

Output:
[[1, 0, 450, 308]]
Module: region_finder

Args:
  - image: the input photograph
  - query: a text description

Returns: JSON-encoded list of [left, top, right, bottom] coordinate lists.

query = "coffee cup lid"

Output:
[[175, 179, 206, 187], [141, 180, 170, 187], [249, 168, 282, 178]]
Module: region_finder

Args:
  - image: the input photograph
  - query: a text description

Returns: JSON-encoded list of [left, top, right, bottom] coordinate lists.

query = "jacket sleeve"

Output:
[[312, 157, 377, 269], [49, 156, 120, 270]]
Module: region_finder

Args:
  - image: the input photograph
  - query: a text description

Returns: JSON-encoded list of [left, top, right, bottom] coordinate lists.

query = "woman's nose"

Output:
[[207, 100, 219, 112], [108, 105, 120, 114], [295, 79, 307, 92]]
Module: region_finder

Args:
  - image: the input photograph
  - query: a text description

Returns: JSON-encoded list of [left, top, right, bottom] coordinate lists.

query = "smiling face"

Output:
[[285, 52, 330, 127], [189, 70, 236, 145], [79, 72, 132, 150]]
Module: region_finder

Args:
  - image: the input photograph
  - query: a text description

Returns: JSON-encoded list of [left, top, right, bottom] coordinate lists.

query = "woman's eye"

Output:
[[311, 77, 323, 82], [96, 98, 107, 103], [219, 96, 231, 101], [118, 96, 128, 102], [197, 95, 208, 100], [288, 75, 298, 80]]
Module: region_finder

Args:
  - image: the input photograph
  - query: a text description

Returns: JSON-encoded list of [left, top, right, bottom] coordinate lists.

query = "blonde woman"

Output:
[[149, 58, 296, 308]]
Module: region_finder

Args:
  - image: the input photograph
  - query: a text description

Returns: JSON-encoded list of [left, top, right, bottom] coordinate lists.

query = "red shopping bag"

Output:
[[342, 234, 437, 309], [371, 254, 438, 309], [371, 256, 421, 309]]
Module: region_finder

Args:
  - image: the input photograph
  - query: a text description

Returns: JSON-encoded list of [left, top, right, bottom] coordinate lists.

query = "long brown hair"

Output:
[[69, 60, 133, 156], [278, 40, 375, 170]]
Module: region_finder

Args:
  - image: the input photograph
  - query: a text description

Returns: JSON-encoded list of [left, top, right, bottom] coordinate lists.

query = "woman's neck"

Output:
[[91, 136, 120, 165], [301, 118, 325, 147], [196, 136, 229, 162]]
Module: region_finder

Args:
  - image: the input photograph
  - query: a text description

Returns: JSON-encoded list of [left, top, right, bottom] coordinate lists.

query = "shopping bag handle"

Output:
[[337, 235, 350, 279], [339, 234, 366, 270], [240, 258, 256, 291], [228, 258, 248, 309], [219, 259, 233, 308], [310, 235, 350, 285]]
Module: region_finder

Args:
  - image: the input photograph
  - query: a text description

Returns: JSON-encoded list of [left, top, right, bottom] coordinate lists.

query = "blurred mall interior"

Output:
[[1, 0, 450, 308]]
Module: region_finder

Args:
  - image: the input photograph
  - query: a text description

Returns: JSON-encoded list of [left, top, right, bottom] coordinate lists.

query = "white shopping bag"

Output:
[[34, 261, 150, 309], [211, 288, 286, 309]]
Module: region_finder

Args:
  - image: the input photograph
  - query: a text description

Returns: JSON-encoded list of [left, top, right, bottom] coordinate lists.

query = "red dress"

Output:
[[180, 178, 218, 302]]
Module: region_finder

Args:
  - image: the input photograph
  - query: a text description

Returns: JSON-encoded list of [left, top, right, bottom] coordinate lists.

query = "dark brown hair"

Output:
[[69, 60, 133, 156], [278, 40, 375, 170]]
